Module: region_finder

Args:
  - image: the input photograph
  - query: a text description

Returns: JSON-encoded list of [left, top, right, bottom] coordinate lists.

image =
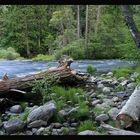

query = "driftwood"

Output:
[[116, 85, 140, 129], [0, 58, 88, 98], [101, 122, 140, 135]]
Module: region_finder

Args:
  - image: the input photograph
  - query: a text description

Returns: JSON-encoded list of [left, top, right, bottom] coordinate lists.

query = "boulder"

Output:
[[27, 101, 56, 123], [27, 120, 47, 128], [3, 119, 25, 134], [9, 105, 22, 113]]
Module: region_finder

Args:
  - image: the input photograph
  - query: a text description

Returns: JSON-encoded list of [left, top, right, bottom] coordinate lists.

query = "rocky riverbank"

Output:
[[0, 71, 139, 135]]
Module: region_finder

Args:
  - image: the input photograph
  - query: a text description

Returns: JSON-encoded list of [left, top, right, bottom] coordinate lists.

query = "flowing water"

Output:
[[0, 60, 136, 79]]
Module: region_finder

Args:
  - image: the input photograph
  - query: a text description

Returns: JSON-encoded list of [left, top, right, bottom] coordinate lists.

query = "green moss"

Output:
[[86, 65, 97, 74], [77, 120, 96, 133], [63, 127, 69, 135]]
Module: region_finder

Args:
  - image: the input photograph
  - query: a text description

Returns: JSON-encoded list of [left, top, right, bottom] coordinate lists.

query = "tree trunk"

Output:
[[0, 59, 88, 97], [94, 5, 101, 35], [85, 5, 89, 48], [101, 123, 140, 135], [25, 16, 30, 58], [77, 5, 80, 39], [120, 5, 140, 50], [116, 85, 140, 129]]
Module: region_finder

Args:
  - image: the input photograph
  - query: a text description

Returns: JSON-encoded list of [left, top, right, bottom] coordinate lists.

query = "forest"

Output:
[[1, 5, 140, 136]]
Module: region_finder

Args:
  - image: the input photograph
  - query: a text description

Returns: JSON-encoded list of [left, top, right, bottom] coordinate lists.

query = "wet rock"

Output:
[[35, 127, 45, 135], [4, 119, 25, 134], [27, 101, 56, 123], [78, 130, 99, 135], [9, 105, 22, 113], [27, 120, 47, 128], [91, 100, 101, 106], [108, 107, 120, 120], [95, 114, 109, 122], [102, 87, 110, 94]]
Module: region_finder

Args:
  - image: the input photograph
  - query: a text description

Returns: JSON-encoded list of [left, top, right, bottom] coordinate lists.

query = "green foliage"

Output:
[[51, 86, 84, 105], [31, 75, 60, 104], [77, 120, 96, 133], [32, 54, 55, 61], [71, 101, 90, 119], [63, 127, 69, 135], [0, 47, 21, 60], [86, 65, 97, 74], [20, 109, 30, 122], [20, 102, 28, 111], [55, 39, 85, 60], [112, 66, 133, 78]]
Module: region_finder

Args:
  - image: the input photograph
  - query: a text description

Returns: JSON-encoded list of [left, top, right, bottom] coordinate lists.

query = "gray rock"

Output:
[[106, 72, 113, 77], [131, 72, 139, 78], [52, 122, 62, 129], [27, 101, 56, 123], [95, 114, 109, 122], [4, 119, 25, 134], [0, 131, 6, 135], [97, 83, 104, 89], [9, 105, 22, 113], [70, 123, 78, 127], [112, 97, 119, 102], [32, 128, 38, 134], [58, 110, 68, 118], [95, 103, 110, 110], [103, 99, 114, 106], [118, 77, 126, 82], [27, 120, 47, 128], [68, 127, 77, 135], [89, 93, 96, 98], [121, 100, 127, 108], [52, 128, 63, 135], [102, 87, 110, 94], [78, 130, 99, 135], [120, 80, 129, 86], [91, 100, 101, 106], [63, 122, 69, 127], [26, 131, 33, 135], [111, 80, 118, 85], [35, 127, 45, 135], [108, 107, 120, 120], [127, 83, 135, 89]]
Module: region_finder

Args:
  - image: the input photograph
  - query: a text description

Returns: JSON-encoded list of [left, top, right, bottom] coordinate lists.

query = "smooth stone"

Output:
[[27, 120, 47, 128], [108, 107, 120, 120], [95, 114, 109, 122], [9, 105, 22, 113], [91, 100, 101, 106], [4, 119, 25, 134], [78, 130, 99, 135], [106, 72, 113, 77], [102, 87, 111, 94]]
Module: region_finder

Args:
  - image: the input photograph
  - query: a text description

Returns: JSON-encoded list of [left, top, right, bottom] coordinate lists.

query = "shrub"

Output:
[[77, 120, 96, 133], [32, 54, 55, 61], [112, 66, 133, 78], [54, 39, 85, 60], [31, 75, 60, 104], [0, 47, 21, 60], [86, 65, 97, 74]]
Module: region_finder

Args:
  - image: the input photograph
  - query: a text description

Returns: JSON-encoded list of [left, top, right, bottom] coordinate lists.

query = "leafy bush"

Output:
[[54, 39, 85, 60], [86, 65, 97, 74], [31, 75, 60, 104], [0, 47, 21, 60], [32, 54, 55, 61], [112, 66, 133, 78], [77, 120, 96, 133]]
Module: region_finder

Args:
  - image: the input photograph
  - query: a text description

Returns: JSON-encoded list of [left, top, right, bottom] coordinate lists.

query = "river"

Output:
[[0, 60, 136, 79]]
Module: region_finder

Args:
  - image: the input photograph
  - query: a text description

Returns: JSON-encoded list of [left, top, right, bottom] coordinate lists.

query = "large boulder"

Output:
[[3, 119, 25, 134], [27, 101, 56, 123]]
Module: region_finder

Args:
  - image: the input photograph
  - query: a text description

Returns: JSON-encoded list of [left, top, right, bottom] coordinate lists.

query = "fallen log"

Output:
[[101, 122, 140, 135], [0, 58, 88, 97], [116, 85, 140, 129]]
